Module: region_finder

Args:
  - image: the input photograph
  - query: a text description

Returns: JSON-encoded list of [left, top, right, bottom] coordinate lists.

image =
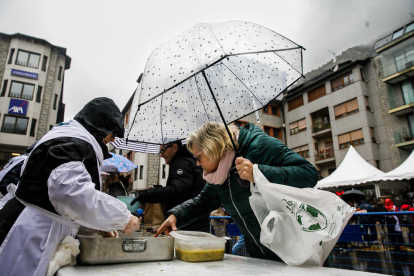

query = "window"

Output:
[[365, 96, 370, 110], [8, 49, 15, 64], [360, 68, 366, 82], [9, 81, 35, 100], [264, 126, 281, 139], [127, 151, 132, 161], [392, 28, 404, 40], [287, 96, 304, 111], [58, 66, 63, 81], [401, 80, 414, 105], [308, 85, 326, 102], [162, 164, 166, 179], [334, 98, 359, 119], [36, 86, 42, 103], [16, 50, 40, 69], [134, 168, 138, 180], [53, 94, 58, 110], [394, 46, 414, 72], [331, 71, 354, 91], [371, 127, 376, 143], [1, 80, 8, 97], [41, 56, 48, 72], [338, 129, 364, 149], [139, 165, 144, 179], [406, 22, 414, 34], [289, 118, 306, 135], [234, 120, 248, 128], [407, 113, 414, 138], [376, 160, 380, 170], [292, 145, 309, 158], [30, 118, 37, 137], [49, 125, 53, 130], [262, 104, 279, 116], [1, 115, 29, 135]]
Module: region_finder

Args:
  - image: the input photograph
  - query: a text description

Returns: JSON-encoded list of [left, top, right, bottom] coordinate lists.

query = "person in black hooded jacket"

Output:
[[131, 141, 209, 232], [0, 98, 139, 276]]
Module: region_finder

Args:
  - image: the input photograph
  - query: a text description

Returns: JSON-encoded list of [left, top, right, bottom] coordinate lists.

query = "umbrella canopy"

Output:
[[110, 137, 187, 153], [100, 152, 137, 173], [127, 20, 304, 145], [341, 190, 366, 202], [315, 146, 384, 189], [370, 149, 414, 182]]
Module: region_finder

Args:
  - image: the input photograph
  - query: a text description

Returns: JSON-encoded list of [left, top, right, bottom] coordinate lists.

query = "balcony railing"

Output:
[[314, 148, 335, 162], [394, 131, 414, 144], [15, 60, 39, 69], [9, 92, 33, 100], [312, 122, 331, 133], [379, 36, 414, 79]]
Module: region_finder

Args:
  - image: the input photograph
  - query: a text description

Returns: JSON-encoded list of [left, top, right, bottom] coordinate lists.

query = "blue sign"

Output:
[[8, 99, 29, 115], [11, 69, 38, 80]]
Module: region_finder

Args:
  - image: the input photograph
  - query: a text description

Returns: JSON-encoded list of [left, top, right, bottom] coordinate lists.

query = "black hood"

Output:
[[170, 145, 194, 164], [74, 97, 124, 159]]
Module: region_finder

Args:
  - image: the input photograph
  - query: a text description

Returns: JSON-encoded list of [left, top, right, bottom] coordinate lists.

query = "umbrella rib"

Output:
[[204, 23, 227, 56], [272, 50, 304, 78], [160, 93, 165, 146], [193, 76, 212, 122], [219, 62, 264, 107], [201, 71, 238, 152]]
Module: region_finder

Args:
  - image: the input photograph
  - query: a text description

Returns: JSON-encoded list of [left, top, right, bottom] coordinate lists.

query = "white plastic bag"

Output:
[[249, 165, 354, 266]]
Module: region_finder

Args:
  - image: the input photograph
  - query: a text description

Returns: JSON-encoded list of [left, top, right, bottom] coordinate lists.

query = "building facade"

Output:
[[372, 20, 414, 168], [0, 32, 71, 167]]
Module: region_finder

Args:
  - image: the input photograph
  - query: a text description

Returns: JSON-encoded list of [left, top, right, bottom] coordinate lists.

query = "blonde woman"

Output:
[[156, 122, 319, 262]]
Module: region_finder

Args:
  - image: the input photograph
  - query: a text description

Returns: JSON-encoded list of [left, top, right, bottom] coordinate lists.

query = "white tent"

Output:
[[315, 146, 384, 196], [370, 150, 414, 182]]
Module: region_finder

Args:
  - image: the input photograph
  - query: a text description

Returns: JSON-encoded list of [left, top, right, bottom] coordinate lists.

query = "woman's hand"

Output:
[[154, 214, 177, 237], [122, 215, 140, 234], [235, 157, 254, 183]]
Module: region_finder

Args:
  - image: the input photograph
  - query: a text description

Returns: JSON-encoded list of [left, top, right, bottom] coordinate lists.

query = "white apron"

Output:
[[0, 120, 104, 276]]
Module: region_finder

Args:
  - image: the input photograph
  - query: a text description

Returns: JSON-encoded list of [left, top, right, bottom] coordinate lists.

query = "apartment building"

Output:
[[285, 59, 390, 178], [372, 20, 414, 168], [0, 32, 70, 167]]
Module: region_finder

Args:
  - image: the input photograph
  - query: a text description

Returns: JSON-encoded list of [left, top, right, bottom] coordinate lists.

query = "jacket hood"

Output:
[[74, 97, 125, 159], [237, 123, 266, 155]]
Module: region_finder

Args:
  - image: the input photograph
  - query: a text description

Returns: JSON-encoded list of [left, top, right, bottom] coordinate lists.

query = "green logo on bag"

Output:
[[283, 200, 328, 232]]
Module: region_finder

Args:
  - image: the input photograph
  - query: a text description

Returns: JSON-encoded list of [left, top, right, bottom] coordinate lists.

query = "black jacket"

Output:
[[138, 146, 209, 232], [0, 98, 125, 246]]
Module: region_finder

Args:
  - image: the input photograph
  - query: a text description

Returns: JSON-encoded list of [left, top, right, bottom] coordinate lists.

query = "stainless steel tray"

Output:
[[77, 232, 174, 265]]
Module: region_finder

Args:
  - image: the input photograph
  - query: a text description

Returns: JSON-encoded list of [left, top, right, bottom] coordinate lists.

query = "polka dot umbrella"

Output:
[[100, 152, 137, 173], [127, 20, 305, 147]]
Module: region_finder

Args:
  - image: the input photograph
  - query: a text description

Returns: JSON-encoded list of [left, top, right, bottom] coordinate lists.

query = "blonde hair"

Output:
[[186, 122, 239, 161]]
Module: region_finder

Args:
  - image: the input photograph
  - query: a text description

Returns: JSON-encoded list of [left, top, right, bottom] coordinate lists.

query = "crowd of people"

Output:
[[339, 192, 414, 250]]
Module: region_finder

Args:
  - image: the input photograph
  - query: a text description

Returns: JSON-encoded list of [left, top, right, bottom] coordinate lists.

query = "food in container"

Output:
[[170, 231, 226, 262]]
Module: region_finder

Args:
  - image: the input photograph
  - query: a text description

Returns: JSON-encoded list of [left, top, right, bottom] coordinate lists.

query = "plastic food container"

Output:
[[170, 231, 226, 262]]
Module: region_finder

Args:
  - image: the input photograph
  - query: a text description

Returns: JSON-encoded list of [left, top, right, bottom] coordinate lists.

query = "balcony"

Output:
[[388, 86, 414, 115], [314, 148, 335, 165], [379, 36, 414, 83], [394, 131, 414, 150], [312, 121, 332, 138]]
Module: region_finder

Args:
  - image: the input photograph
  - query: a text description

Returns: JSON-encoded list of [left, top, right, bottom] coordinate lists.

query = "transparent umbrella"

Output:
[[128, 20, 304, 146]]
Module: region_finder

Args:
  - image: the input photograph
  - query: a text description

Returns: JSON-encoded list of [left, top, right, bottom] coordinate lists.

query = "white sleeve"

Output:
[[47, 161, 131, 231]]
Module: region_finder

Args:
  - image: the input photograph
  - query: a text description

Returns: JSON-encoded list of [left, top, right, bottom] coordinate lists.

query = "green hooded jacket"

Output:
[[166, 123, 319, 261]]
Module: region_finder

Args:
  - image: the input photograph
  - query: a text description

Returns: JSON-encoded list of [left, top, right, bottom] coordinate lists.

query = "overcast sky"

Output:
[[1, 0, 413, 120]]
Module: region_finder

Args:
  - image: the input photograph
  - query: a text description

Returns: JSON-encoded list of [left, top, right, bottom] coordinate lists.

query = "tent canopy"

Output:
[[370, 150, 414, 182], [315, 146, 384, 189]]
